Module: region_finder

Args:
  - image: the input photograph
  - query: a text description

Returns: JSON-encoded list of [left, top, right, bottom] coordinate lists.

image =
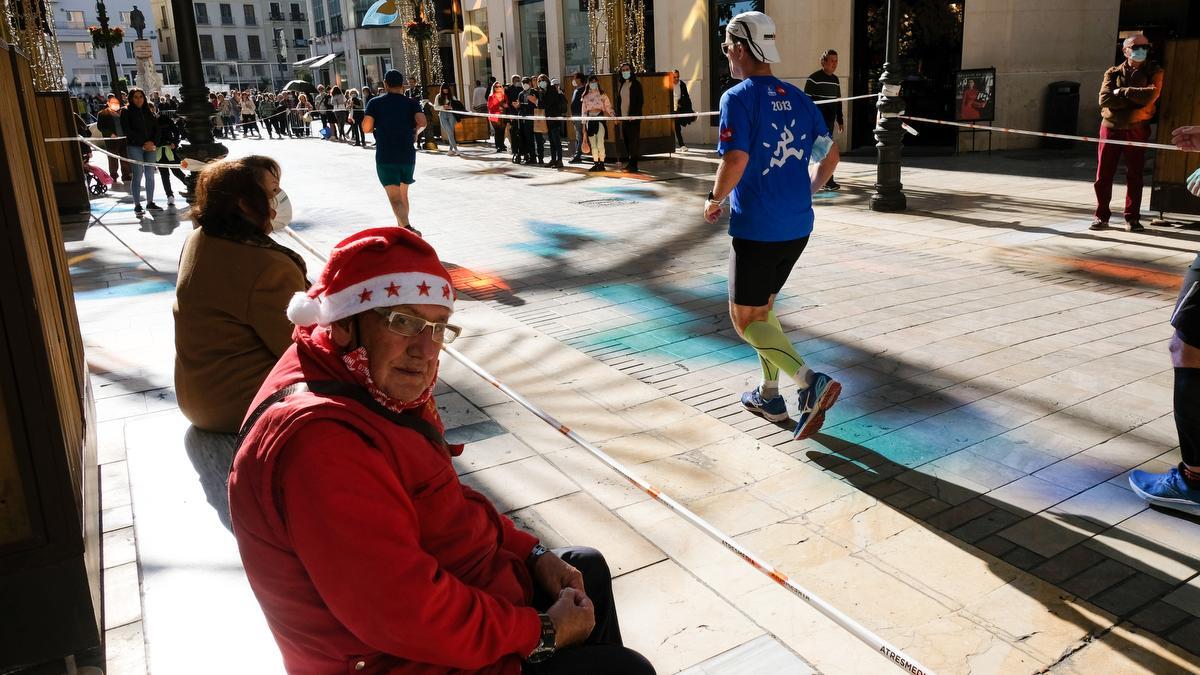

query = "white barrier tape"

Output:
[[899, 115, 1179, 151], [215, 107, 295, 131], [75, 136, 194, 169], [45, 135, 127, 142], [276, 224, 938, 675], [445, 92, 877, 124]]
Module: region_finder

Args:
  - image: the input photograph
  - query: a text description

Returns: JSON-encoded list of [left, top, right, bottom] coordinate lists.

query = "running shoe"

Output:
[[793, 372, 842, 440], [147, 202, 163, 211], [824, 178, 841, 191], [1089, 219, 1109, 231], [741, 387, 789, 422], [1129, 467, 1200, 516], [678, 145, 689, 152], [1126, 220, 1145, 232]]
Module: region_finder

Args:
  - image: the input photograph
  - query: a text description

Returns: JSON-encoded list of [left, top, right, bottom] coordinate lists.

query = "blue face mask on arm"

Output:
[[809, 134, 834, 163]]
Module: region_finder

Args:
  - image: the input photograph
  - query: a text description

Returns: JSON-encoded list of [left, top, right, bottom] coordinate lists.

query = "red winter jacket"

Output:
[[228, 331, 542, 674]]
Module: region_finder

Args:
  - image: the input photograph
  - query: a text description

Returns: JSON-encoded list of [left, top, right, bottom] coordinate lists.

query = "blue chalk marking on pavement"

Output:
[[585, 185, 661, 202], [74, 279, 175, 300], [509, 220, 611, 259]]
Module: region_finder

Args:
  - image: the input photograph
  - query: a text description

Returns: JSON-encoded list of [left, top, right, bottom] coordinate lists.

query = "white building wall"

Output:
[[961, 0, 1122, 150]]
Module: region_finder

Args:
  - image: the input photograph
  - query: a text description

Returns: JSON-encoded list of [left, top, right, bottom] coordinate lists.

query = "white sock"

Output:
[[792, 366, 814, 390]]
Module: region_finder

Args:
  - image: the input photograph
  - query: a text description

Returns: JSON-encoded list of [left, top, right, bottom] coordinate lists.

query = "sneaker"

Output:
[[146, 202, 163, 211], [1126, 220, 1145, 232], [569, 155, 583, 164], [677, 145, 689, 152], [1129, 466, 1200, 516], [134, 205, 144, 216], [794, 372, 842, 440], [1089, 219, 1109, 231], [588, 162, 605, 172], [741, 387, 789, 422], [824, 178, 841, 191], [403, 224, 423, 237]]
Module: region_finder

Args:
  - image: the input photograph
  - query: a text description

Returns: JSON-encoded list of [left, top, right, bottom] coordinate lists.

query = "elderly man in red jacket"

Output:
[[228, 228, 655, 675]]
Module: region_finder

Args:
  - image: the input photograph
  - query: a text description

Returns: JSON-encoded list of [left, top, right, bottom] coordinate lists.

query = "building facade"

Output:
[[444, 0, 1187, 150], [53, 0, 164, 94], [299, 0, 407, 91], [152, 0, 311, 90]]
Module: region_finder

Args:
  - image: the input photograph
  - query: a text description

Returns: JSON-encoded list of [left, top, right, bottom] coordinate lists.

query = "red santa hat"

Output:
[[287, 227, 456, 327]]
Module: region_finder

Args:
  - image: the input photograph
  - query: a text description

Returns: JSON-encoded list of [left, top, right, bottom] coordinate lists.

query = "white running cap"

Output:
[[726, 11, 781, 64]]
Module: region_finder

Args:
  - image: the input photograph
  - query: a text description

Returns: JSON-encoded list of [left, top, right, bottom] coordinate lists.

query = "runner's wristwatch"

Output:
[[528, 613, 557, 663], [706, 190, 726, 207]]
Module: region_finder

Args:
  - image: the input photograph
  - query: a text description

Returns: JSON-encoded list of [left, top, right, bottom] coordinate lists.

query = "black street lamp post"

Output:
[[871, 0, 906, 212], [169, 0, 227, 190], [95, 0, 123, 93]]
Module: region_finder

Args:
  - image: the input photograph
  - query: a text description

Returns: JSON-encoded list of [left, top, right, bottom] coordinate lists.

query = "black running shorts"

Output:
[[1173, 252, 1200, 348], [728, 236, 810, 307]]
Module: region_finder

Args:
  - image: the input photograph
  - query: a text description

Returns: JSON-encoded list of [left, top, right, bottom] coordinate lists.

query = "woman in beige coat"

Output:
[[174, 156, 308, 433]]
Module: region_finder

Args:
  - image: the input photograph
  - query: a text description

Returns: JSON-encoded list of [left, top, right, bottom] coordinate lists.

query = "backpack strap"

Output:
[[234, 380, 450, 457]]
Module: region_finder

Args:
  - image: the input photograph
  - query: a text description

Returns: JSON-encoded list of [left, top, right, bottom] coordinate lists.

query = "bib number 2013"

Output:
[[772, 100, 792, 112]]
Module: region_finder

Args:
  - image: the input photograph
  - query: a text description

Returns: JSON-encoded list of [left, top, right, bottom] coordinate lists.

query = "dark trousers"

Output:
[[522, 548, 655, 675], [492, 121, 507, 151], [548, 125, 563, 163], [674, 120, 685, 146], [619, 120, 641, 167], [106, 138, 130, 181], [1094, 124, 1149, 223], [157, 163, 188, 196], [519, 119, 535, 160], [533, 132, 545, 161], [349, 117, 364, 145], [276, 114, 290, 136]]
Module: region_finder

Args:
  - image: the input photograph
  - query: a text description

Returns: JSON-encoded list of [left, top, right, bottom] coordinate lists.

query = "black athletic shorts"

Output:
[[1173, 252, 1200, 348], [728, 236, 809, 307]]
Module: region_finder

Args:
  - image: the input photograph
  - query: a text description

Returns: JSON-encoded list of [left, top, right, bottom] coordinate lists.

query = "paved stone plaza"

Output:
[[70, 135, 1200, 674]]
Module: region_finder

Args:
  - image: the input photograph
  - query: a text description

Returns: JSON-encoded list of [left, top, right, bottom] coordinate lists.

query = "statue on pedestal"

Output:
[[129, 6, 146, 39]]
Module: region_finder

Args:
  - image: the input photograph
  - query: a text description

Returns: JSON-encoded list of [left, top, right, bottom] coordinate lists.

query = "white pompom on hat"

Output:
[[286, 226, 456, 327]]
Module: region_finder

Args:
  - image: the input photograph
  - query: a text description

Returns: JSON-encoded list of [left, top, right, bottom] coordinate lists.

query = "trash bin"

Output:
[[1043, 81, 1080, 149]]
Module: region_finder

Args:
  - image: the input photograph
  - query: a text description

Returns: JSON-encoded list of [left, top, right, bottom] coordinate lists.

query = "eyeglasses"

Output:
[[721, 42, 737, 55], [372, 308, 462, 344]]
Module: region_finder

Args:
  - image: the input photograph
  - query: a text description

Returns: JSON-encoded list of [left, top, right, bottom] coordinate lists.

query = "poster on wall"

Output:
[[955, 68, 995, 122]]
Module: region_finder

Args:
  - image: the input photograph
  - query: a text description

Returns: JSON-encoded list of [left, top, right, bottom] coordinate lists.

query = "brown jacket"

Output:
[[173, 229, 307, 433], [1099, 61, 1163, 129]]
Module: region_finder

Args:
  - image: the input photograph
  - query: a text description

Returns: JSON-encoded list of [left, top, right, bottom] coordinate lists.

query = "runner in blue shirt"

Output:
[[703, 11, 842, 440], [363, 69, 427, 235]]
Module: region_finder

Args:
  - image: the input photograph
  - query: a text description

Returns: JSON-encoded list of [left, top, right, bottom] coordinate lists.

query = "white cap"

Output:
[[726, 11, 781, 64]]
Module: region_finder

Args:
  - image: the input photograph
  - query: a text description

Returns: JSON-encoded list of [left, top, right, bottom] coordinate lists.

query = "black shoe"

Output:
[[1089, 219, 1109, 231], [625, 164, 639, 173], [511, 155, 520, 163], [588, 162, 605, 172], [1126, 220, 1145, 232], [134, 205, 144, 216], [147, 202, 163, 211], [569, 155, 583, 164], [824, 178, 841, 191]]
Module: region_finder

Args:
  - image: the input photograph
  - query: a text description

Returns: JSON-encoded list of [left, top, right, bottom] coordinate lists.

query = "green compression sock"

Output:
[[744, 317, 813, 388], [758, 310, 781, 398]]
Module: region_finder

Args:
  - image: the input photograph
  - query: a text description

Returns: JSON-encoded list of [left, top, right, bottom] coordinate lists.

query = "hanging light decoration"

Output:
[[1, 0, 66, 91], [587, 0, 645, 74]]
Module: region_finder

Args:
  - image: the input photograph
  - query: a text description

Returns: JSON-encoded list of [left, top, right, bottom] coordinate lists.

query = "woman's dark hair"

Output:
[[587, 74, 604, 94], [619, 62, 634, 73], [192, 155, 280, 237], [127, 87, 147, 107], [330, 86, 342, 96]]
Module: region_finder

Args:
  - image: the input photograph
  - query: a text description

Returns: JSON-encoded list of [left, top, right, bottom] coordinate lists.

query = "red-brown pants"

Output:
[[1093, 124, 1150, 223]]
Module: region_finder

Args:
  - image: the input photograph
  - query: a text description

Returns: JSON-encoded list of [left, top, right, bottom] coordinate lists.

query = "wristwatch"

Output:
[[527, 613, 557, 663], [527, 543, 550, 570], [706, 190, 726, 207]]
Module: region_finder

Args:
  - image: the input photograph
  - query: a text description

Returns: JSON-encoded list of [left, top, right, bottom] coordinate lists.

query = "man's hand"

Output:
[[1172, 126, 1200, 152], [703, 199, 723, 224], [545, 588, 595, 648], [532, 550, 585, 596]]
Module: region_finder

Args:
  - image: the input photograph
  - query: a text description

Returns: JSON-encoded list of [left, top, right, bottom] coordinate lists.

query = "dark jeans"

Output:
[[548, 124, 563, 163], [1094, 124, 1150, 223], [533, 132, 545, 161], [492, 121, 507, 151], [522, 547, 655, 675], [349, 117, 364, 145], [519, 119, 535, 160], [674, 120, 685, 146], [618, 120, 641, 167]]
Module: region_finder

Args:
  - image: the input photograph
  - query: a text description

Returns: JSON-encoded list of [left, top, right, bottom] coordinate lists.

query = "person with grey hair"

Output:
[[1091, 34, 1163, 232]]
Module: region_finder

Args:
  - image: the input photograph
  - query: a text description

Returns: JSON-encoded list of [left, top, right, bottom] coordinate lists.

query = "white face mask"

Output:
[[269, 188, 293, 232], [522, 83, 531, 91]]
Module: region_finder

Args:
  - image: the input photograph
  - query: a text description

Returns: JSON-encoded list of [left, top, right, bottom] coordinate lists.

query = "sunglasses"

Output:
[[372, 308, 462, 344]]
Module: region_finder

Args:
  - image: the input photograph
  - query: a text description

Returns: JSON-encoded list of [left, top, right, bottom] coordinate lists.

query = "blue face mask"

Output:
[[538, 81, 547, 90], [1130, 47, 1148, 62], [589, 82, 598, 91], [622, 71, 632, 80]]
